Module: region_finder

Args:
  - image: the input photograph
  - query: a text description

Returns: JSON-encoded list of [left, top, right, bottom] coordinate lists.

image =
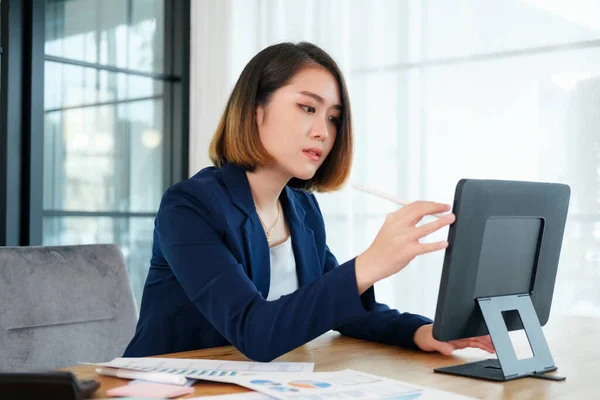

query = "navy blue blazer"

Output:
[[124, 163, 432, 361]]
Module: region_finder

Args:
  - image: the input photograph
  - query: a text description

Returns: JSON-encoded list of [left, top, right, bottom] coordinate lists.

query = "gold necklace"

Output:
[[257, 202, 280, 244]]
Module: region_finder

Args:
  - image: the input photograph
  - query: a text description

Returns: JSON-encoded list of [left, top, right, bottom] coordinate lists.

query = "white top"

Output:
[[266, 236, 299, 301]]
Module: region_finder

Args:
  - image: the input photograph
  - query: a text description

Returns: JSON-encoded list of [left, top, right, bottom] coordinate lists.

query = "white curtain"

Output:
[[190, 0, 600, 319]]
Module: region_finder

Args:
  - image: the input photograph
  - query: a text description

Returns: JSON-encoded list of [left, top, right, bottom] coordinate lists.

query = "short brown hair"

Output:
[[209, 42, 353, 192]]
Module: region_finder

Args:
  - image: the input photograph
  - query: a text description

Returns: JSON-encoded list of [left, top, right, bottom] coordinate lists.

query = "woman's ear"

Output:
[[255, 105, 265, 126]]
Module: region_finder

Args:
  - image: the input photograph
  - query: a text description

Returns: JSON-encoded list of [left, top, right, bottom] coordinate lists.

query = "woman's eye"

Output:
[[301, 105, 316, 113], [329, 116, 340, 126]]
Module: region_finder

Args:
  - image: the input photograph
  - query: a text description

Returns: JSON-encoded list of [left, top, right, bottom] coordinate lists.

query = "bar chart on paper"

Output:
[[85, 358, 315, 382], [160, 369, 242, 378]]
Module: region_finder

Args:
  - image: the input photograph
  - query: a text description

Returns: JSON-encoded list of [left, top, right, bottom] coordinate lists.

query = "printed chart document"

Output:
[[85, 358, 314, 381], [85, 360, 473, 398], [220, 369, 475, 400], [188, 392, 275, 400]]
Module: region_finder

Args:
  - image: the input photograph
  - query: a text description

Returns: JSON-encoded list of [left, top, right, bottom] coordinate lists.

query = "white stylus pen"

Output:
[[351, 183, 445, 219], [95, 367, 187, 386]]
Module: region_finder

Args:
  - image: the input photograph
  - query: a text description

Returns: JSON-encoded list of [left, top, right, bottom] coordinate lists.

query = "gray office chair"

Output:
[[0, 244, 138, 369]]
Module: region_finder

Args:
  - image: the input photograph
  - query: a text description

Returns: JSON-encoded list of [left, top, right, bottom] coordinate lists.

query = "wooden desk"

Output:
[[65, 315, 597, 399]]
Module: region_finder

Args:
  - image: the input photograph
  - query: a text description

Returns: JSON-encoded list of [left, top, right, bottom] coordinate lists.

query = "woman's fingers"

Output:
[[449, 336, 496, 354], [476, 336, 495, 353], [409, 213, 455, 241], [362, 201, 453, 283], [403, 213, 454, 257], [390, 201, 451, 225], [406, 201, 452, 223], [433, 341, 456, 356], [415, 241, 449, 256]]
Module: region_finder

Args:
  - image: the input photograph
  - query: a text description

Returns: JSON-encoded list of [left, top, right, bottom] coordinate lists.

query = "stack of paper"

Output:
[[89, 357, 314, 382], [85, 358, 475, 400], [192, 369, 474, 400]]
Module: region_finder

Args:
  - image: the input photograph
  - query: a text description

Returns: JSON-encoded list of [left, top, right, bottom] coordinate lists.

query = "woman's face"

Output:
[[256, 65, 342, 181]]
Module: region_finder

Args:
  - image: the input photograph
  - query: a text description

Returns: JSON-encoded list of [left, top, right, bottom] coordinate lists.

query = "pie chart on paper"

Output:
[[288, 380, 332, 389]]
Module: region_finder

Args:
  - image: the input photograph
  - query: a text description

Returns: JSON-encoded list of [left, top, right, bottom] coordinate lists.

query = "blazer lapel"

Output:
[[282, 187, 321, 287], [221, 163, 270, 298], [241, 215, 271, 298]]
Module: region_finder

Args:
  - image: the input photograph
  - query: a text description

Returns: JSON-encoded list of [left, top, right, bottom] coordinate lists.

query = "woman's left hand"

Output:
[[413, 324, 495, 356]]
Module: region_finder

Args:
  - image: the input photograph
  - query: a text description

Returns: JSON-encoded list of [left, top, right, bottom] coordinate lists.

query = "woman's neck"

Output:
[[245, 166, 290, 211]]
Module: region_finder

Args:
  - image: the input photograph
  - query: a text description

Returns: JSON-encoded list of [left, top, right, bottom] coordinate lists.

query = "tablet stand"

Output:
[[434, 294, 566, 382]]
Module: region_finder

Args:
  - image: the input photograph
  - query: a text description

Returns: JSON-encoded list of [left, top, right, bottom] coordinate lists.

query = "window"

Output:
[[0, 0, 189, 306]]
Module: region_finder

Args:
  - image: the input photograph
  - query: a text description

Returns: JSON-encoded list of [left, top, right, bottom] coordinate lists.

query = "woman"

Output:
[[124, 42, 493, 361]]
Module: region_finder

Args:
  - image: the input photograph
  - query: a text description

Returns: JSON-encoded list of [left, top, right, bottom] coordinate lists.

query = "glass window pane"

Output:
[[553, 219, 600, 317], [348, 71, 407, 213], [423, 48, 600, 213], [348, 0, 410, 70], [44, 61, 163, 111], [424, 0, 600, 60], [45, 0, 165, 73], [332, 0, 411, 70], [43, 216, 155, 305], [44, 61, 165, 214], [44, 97, 164, 213]]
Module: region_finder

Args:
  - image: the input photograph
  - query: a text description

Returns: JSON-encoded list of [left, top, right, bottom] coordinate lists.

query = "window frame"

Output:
[[0, 0, 190, 246]]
